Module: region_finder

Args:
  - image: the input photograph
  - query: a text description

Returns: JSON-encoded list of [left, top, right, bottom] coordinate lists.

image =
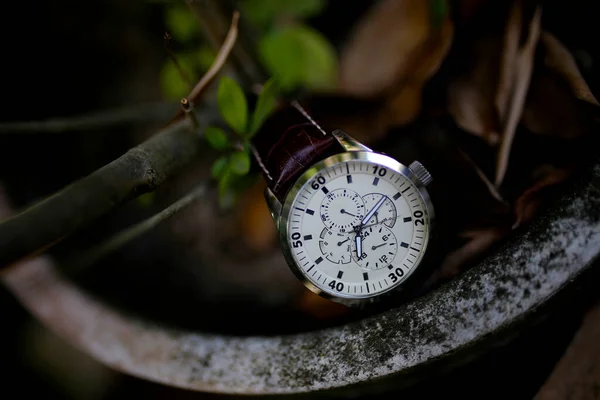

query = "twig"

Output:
[[171, 10, 240, 122], [0, 117, 211, 271], [0, 102, 180, 134], [164, 32, 193, 87], [67, 183, 208, 271], [0, 10, 241, 269], [185, 0, 266, 88], [189, 11, 239, 102]]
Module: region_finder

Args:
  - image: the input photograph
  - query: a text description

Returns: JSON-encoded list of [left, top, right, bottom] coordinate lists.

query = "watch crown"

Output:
[[409, 161, 433, 186]]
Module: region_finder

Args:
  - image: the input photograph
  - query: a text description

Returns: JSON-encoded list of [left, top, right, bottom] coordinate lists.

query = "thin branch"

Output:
[[185, 0, 267, 88], [0, 102, 180, 134], [67, 183, 208, 271], [0, 117, 210, 271], [164, 32, 193, 87], [0, 11, 241, 269], [189, 11, 239, 102]]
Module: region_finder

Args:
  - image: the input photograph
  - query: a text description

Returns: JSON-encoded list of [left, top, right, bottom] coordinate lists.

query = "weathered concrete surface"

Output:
[[2, 163, 599, 395], [535, 301, 600, 400]]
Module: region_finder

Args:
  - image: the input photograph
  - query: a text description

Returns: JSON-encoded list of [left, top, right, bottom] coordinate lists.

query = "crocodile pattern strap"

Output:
[[251, 103, 344, 202]]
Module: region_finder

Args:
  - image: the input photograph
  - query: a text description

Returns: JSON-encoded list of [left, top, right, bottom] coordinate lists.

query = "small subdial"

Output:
[[319, 228, 353, 264], [320, 189, 365, 232], [362, 193, 398, 228], [352, 225, 398, 270]]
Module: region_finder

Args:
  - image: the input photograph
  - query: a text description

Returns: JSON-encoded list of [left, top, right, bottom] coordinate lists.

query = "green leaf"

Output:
[[159, 54, 196, 100], [205, 126, 229, 150], [217, 77, 249, 134], [165, 5, 197, 42], [240, 0, 325, 28], [217, 169, 237, 209], [249, 79, 278, 136], [259, 24, 337, 91], [211, 156, 229, 179], [230, 151, 251, 175]]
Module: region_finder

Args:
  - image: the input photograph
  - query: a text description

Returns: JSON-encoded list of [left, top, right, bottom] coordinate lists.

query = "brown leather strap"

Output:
[[251, 104, 344, 202]]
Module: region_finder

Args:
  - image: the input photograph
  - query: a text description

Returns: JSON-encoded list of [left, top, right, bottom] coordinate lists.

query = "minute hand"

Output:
[[361, 195, 388, 225]]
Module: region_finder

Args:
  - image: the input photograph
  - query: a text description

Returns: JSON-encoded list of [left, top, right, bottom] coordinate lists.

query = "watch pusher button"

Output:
[[408, 161, 433, 186]]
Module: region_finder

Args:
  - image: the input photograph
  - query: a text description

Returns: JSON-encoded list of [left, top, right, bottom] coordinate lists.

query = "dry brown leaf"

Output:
[[494, 4, 541, 186], [448, 33, 504, 145], [238, 180, 278, 253], [339, 0, 454, 127], [513, 167, 570, 229], [523, 32, 599, 139], [379, 18, 454, 127], [448, 1, 540, 154]]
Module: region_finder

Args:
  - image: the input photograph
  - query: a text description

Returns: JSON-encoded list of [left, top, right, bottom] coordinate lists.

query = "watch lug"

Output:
[[264, 187, 282, 231], [332, 129, 372, 152]]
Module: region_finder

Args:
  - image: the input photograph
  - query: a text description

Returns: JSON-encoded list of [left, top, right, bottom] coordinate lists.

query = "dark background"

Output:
[[0, 0, 598, 398]]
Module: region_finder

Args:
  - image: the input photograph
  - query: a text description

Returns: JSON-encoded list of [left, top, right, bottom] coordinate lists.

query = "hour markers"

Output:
[[363, 272, 369, 281], [304, 235, 312, 241], [337, 271, 344, 279], [372, 177, 379, 186], [307, 265, 314, 272], [393, 192, 401, 200], [315, 257, 323, 264], [295, 206, 305, 212], [401, 242, 409, 248], [321, 186, 329, 194], [403, 217, 412, 223], [306, 209, 315, 215], [402, 187, 411, 193], [410, 246, 420, 252], [347, 175, 353, 184]]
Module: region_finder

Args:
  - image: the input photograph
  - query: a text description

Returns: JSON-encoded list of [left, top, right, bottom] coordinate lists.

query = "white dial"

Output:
[[353, 225, 398, 270], [319, 228, 353, 264], [285, 157, 431, 299], [361, 193, 397, 228], [320, 189, 365, 232]]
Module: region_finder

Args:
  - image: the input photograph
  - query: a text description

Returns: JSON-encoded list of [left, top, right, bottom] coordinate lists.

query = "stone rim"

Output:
[[3, 164, 599, 395]]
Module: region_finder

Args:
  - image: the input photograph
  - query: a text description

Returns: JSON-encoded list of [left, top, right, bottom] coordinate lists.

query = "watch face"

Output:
[[280, 152, 433, 300]]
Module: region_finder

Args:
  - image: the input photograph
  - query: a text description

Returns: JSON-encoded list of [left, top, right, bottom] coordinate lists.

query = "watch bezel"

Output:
[[278, 151, 435, 305]]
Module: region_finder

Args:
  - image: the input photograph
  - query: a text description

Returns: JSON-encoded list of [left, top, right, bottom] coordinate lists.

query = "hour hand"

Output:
[[355, 233, 362, 258]]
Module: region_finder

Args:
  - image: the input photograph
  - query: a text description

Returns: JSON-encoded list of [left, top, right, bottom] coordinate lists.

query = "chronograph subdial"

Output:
[[320, 189, 365, 232], [362, 193, 398, 228], [352, 225, 398, 270], [318, 228, 353, 264]]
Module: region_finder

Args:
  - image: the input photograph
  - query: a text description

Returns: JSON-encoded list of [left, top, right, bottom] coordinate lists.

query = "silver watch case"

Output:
[[265, 129, 435, 307]]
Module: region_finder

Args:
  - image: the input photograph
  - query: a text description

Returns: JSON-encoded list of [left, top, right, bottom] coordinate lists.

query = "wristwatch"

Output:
[[252, 101, 434, 307]]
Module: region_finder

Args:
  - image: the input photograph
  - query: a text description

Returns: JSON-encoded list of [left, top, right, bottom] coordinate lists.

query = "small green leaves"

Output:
[[205, 126, 229, 150], [259, 25, 337, 91], [249, 79, 278, 136], [230, 151, 251, 175], [217, 77, 249, 134], [211, 156, 229, 179]]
